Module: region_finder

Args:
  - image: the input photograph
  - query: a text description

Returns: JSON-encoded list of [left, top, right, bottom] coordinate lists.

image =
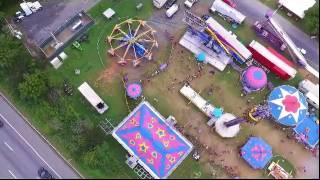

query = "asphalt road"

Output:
[[234, 0, 319, 71], [0, 95, 80, 179]]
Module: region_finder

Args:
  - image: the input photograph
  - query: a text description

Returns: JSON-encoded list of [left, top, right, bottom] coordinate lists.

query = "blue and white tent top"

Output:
[[268, 85, 308, 126]]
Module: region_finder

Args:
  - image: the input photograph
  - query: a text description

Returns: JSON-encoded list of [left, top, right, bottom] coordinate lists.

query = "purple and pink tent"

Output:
[[241, 66, 267, 91], [126, 83, 142, 100], [112, 101, 193, 179]]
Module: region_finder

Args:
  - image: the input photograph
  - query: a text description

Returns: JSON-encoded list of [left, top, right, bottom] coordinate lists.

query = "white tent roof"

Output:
[[58, 52, 68, 60], [215, 113, 240, 138], [50, 57, 63, 69], [279, 0, 316, 19], [103, 8, 115, 19]]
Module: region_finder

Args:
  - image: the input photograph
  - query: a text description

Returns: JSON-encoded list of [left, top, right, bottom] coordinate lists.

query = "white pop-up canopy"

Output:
[[278, 0, 316, 19]]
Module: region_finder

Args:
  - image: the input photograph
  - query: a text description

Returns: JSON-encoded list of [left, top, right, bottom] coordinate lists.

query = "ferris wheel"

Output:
[[107, 19, 158, 67]]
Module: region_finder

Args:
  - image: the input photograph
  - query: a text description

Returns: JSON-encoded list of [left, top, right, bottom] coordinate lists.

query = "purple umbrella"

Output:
[[160, 63, 168, 71], [126, 83, 142, 99]]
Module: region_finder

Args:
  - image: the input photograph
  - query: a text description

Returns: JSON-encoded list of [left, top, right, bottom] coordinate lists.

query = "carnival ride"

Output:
[[254, 10, 319, 78], [241, 66, 267, 94], [126, 82, 143, 100], [107, 19, 158, 67], [183, 10, 249, 65]]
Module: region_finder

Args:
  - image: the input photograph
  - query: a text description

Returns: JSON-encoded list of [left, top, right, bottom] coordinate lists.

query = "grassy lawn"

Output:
[[259, 0, 319, 35]]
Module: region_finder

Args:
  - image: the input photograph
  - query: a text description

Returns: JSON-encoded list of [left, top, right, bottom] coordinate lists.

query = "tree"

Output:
[[0, 35, 22, 70], [304, 3, 319, 35], [18, 70, 49, 101]]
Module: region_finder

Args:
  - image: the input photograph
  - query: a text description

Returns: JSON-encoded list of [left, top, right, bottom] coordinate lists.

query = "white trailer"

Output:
[[153, 0, 168, 8], [78, 82, 109, 114], [298, 80, 319, 109], [180, 84, 215, 118], [210, 0, 246, 24], [166, 4, 179, 18], [20, 2, 33, 16]]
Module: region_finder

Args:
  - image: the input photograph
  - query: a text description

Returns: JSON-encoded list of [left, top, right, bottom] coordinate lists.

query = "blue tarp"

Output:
[[293, 115, 319, 148], [241, 137, 273, 169]]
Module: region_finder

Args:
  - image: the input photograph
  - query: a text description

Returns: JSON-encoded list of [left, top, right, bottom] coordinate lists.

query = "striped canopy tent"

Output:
[[241, 137, 273, 169], [268, 85, 308, 126]]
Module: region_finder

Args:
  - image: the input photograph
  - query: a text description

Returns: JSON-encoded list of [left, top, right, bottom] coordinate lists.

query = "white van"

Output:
[[166, 4, 179, 18], [27, 1, 42, 13], [20, 2, 33, 16], [184, 0, 198, 9]]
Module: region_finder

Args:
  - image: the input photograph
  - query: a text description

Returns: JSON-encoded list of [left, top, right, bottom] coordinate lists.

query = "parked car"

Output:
[[184, 0, 198, 9], [14, 11, 25, 23], [38, 167, 54, 179], [28, 1, 43, 13], [166, 4, 179, 18], [164, 0, 177, 9], [0, 120, 4, 128]]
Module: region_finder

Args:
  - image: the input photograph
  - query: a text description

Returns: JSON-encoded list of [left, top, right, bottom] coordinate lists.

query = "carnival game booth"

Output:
[[241, 137, 273, 169], [268, 85, 308, 127], [112, 101, 193, 179], [241, 66, 267, 94], [293, 115, 319, 149]]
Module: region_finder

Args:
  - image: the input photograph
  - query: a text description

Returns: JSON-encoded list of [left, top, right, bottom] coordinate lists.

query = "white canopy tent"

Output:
[[278, 0, 316, 19]]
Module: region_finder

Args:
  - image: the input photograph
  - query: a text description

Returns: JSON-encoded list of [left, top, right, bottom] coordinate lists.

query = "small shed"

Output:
[[103, 8, 116, 19], [50, 57, 63, 69]]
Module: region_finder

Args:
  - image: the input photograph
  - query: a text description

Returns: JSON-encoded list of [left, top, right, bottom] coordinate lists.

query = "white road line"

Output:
[[0, 114, 62, 179], [8, 169, 17, 179], [4, 141, 14, 152]]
